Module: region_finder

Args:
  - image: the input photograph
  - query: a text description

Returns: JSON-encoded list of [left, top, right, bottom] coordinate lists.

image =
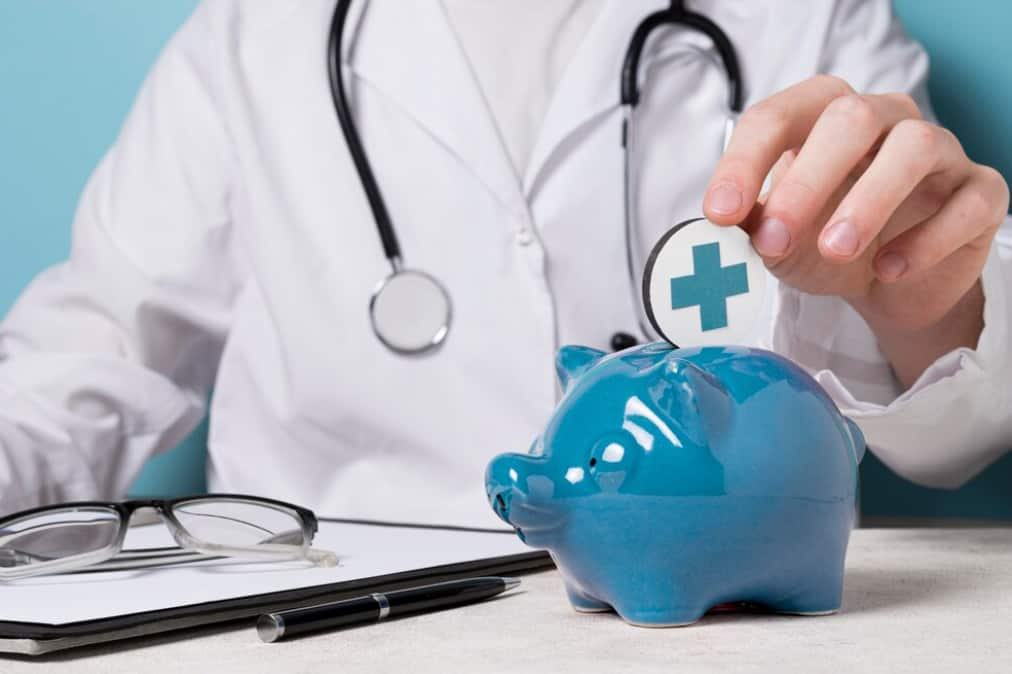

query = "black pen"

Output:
[[256, 576, 521, 643]]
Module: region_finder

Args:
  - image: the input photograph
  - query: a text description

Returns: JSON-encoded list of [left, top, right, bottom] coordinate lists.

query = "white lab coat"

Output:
[[1, 0, 1010, 527]]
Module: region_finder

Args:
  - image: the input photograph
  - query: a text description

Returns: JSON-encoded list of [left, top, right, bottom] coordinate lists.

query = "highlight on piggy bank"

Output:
[[485, 342, 866, 627]]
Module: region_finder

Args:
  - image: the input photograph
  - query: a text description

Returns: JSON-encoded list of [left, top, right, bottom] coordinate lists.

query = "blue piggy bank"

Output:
[[486, 342, 865, 627]]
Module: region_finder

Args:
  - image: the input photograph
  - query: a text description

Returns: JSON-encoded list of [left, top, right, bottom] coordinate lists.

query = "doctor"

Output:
[[0, 0, 1009, 527]]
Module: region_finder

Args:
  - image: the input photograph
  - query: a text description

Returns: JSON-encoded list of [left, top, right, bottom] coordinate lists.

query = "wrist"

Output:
[[850, 280, 985, 390]]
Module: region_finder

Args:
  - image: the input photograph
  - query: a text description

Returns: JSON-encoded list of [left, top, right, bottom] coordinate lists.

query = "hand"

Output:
[[702, 75, 1009, 389]]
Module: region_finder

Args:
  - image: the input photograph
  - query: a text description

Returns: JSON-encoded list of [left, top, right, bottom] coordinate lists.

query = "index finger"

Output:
[[703, 75, 854, 225]]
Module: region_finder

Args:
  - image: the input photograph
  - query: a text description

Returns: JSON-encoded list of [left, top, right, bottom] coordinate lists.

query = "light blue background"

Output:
[[0, 0, 205, 495], [0, 1, 1009, 515], [860, 0, 1012, 520]]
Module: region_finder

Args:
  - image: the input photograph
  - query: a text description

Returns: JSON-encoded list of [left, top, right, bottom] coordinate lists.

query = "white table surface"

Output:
[[4, 528, 1011, 674]]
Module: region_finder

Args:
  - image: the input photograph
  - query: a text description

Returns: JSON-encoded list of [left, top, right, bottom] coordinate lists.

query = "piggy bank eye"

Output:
[[588, 443, 623, 468], [588, 433, 638, 491]]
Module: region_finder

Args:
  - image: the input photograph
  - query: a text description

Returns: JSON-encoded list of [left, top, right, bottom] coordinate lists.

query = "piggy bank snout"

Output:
[[490, 486, 513, 523], [485, 454, 526, 525], [485, 453, 552, 527]]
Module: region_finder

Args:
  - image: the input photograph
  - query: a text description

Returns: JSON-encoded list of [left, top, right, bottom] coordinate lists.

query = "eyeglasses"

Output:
[[0, 494, 337, 581]]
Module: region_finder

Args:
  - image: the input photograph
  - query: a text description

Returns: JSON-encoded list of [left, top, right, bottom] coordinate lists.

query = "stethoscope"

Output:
[[327, 0, 742, 356]]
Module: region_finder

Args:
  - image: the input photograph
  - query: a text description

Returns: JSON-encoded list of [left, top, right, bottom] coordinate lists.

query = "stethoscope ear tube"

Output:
[[621, 9, 675, 107], [620, 0, 742, 115], [675, 10, 742, 114]]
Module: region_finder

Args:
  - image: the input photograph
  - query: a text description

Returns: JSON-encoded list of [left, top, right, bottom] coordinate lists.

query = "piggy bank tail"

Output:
[[844, 417, 867, 465]]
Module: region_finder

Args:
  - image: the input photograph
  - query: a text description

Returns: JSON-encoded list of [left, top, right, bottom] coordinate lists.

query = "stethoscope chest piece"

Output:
[[642, 218, 766, 349], [370, 267, 452, 355]]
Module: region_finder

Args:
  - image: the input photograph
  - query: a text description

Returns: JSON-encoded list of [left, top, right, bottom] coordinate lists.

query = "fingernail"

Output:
[[754, 217, 791, 257], [875, 252, 908, 281], [707, 183, 743, 215], [822, 221, 860, 257]]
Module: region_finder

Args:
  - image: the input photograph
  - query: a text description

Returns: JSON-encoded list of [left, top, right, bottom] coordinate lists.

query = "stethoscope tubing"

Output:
[[620, 1, 742, 343], [620, 0, 742, 114], [328, 0, 743, 354], [328, 0, 402, 269]]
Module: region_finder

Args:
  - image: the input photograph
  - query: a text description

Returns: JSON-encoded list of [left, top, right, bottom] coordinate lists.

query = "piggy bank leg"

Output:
[[766, 562, 845, 616], [564, 583, 613, 613], [768, 581, 843, 615], [613, 603, 708, 628], [611, 585, 709, 627]]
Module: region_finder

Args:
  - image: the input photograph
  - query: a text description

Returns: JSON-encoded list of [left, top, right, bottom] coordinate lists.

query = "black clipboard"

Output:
[[0, 518, 554, 657]]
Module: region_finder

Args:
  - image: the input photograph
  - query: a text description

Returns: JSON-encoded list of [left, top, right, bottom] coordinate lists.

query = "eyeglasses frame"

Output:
[[0, 493, 330, 581]]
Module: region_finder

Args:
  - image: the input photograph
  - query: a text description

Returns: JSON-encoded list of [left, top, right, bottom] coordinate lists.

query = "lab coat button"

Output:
[[516, 228, 534, 246]]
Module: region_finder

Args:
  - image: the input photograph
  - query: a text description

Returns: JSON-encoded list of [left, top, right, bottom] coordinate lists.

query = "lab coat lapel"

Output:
[[346, 1, 523, 211], [523, 0, 665, 195]]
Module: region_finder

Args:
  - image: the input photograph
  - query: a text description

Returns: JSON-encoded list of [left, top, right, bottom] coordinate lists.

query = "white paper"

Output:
[[0, 520, 534, 625]]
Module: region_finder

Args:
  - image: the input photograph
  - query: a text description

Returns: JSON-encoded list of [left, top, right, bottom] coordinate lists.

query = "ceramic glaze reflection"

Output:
[[486, 342, 865, 627]]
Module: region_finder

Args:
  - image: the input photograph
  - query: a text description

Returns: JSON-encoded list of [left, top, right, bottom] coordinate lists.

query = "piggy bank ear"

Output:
[[556, 345, 607, 391], [649, 358, 732, 446]]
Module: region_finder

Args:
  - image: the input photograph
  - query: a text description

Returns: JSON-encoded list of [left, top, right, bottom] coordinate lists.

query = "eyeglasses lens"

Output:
[[171, 500, 307, 549], [0, 507, 121, 571]]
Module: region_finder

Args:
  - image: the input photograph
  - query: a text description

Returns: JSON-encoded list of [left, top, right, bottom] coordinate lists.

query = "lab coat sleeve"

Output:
[[767, 0, 1012, 488], [0, 4, 241, 515]]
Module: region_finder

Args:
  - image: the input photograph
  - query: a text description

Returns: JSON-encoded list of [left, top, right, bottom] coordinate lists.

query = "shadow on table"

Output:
[[863, 527, 1012, 550], [840, 566, 967, 614], [659, 564, 972, 630]]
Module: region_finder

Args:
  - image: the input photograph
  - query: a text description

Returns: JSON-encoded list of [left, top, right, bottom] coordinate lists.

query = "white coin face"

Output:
[[642, 218, 766, 348]]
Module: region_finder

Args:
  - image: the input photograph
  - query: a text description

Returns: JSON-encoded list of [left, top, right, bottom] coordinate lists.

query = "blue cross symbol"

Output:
[[669, 242, 749, 332]]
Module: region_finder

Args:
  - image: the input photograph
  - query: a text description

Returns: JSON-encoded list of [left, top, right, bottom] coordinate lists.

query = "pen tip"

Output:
[[503, 577, 521, 592]]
